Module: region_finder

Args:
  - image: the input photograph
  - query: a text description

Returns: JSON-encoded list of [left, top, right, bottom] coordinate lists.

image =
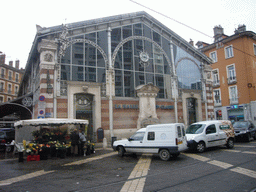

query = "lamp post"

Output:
[[107, 27, 114, 139]]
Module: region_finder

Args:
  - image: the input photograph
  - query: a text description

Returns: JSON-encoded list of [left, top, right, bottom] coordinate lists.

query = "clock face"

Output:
[[140, 52, 149, 62]]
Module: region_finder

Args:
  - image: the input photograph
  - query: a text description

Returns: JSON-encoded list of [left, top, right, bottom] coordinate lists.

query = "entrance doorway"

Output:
[[75, 94, 93, 141], [187, 97, 197, 125]]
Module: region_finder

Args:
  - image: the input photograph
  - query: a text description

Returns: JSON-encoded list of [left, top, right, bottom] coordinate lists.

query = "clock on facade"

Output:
[[139, 51, 149, 63]]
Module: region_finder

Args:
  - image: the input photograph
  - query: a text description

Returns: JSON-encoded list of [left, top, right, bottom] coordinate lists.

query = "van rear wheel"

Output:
[[159, 149, 171, 161], [226, 138, 234, 149], [118, 146, 125, 157]]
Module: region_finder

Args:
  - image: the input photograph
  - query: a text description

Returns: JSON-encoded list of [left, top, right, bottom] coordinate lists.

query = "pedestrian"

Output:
[[70, 129, 79, 156], [79, 129, 86, 156]]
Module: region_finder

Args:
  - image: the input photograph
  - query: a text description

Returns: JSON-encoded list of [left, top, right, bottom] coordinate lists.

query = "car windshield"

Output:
[[233, 121, 249, 128], [186, 124, 206, 134], [130, 132, 145, 141]]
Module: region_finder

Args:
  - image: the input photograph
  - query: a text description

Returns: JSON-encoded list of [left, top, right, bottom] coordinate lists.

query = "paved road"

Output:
[[0, 141, 256, 192]]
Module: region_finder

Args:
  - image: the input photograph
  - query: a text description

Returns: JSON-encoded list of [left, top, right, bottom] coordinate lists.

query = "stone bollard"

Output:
[[103, 138, 107, 149]]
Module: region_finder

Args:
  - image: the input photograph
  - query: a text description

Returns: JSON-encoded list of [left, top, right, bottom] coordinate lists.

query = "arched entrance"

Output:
[[75, 93, 93, 140]]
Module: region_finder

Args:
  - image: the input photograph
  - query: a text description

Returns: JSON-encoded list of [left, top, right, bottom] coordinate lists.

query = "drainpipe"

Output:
[[170, 39, 178, 123], [53, 63, 57, 118], [202, 62, 208, 120], [107, 27, 114, 138]]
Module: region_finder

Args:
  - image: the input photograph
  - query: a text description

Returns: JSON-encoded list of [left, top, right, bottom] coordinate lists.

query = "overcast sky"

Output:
[[1, 0, 255, 69]]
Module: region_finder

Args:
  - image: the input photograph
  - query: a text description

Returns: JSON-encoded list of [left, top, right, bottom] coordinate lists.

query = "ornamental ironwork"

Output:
[[112, 36, 172, 74], [57, 25, 108, 67]]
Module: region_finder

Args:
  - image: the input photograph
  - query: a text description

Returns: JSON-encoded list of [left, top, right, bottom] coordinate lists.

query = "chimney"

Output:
[[235, 24, 246, 34], [213, 25, 224, 42], [9, 61, 13, 67], [189, 39, 194, 46], [15, 60, 20, 69], [0, 52, 5, 64]]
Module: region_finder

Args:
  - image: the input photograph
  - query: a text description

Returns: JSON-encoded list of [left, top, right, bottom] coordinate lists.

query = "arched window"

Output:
[[176, 59, 201, 90]]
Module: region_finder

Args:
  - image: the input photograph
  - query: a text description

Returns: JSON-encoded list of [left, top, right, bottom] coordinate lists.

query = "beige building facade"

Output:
[[197, 25, 256, 124]]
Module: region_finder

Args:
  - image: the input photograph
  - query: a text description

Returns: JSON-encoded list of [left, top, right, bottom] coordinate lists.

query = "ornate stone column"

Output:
[[203, 64, 213, 120], [136, 83, 160, 129], [37, 39, 58, 118]]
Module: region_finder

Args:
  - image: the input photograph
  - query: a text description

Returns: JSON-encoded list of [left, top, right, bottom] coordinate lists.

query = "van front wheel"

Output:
[[118, 146, 125, 157], [159, 149, 171, 161], [196, 142, 205, 153]]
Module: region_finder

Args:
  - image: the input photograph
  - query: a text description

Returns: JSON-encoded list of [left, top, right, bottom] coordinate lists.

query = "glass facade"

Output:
[[60, 23, 202, 98], [175, 47, 202, 90]]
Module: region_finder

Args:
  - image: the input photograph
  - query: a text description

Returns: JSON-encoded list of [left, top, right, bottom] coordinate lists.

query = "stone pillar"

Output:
[[203, 64, 213, 120], [37, 39, 58, 118], [170, 39, 178, 123], [136, 83, 160, 129]]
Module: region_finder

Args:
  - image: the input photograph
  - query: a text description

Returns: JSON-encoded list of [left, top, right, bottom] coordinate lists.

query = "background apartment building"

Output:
[[0, 53, 24, 103], [197, 25, 256, 124], [0, 52, 24, 127]]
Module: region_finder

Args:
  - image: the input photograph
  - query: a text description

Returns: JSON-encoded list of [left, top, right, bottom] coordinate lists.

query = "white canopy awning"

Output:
[[14, 118, 89, 127]]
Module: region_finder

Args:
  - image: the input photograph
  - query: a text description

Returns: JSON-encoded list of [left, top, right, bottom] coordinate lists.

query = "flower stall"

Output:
[[14, 118, 94, 161]]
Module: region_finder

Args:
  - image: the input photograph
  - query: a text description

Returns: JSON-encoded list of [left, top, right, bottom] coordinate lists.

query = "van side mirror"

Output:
[[128, 138, 133, 141]]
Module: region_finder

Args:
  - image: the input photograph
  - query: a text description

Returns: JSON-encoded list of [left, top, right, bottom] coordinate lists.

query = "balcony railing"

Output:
[[214, 100, 222, 106], [212, 80, 220, 88], [230, 97, 239, 105], [227, 77, 237, 85], [0, 88, 4, 92]]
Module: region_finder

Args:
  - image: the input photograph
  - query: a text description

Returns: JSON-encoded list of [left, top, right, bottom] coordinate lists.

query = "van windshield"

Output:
[[130, 132, 145, 141], [186, 124, 206, 134]]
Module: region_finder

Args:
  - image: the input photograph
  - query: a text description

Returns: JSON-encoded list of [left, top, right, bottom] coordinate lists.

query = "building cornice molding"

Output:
[[200, 31, 256, 52]]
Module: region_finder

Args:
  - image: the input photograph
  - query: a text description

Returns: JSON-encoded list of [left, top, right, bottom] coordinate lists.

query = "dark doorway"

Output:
[[187, 97, 197, 125], [75, 94, 93, 141]]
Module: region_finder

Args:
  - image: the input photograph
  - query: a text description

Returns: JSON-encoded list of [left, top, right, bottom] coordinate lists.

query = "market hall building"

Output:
[[17, 11, 213, 142]]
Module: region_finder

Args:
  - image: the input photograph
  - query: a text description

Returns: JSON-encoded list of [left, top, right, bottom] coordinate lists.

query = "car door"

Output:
[[218, 123, 231, 145], [125, 131, 145, 153], [248, 122, 256, 138], [205, 124, 220, 147], [177, 125, 187, 151]]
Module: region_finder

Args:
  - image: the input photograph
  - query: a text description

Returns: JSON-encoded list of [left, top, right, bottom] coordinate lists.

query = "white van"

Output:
[[112, 123, 187, 161], [186, 120, 235, 153]]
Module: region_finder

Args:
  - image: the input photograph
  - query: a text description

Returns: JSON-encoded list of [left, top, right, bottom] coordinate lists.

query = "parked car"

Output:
[[113, 123, 187, 161], [0, 128, 15, 152], [233, 121, 256, 142], [186, 120, 235, 153]]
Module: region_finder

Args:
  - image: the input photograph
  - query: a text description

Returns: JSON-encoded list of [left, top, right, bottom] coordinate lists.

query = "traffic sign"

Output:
[[39, 95, 45, 102]]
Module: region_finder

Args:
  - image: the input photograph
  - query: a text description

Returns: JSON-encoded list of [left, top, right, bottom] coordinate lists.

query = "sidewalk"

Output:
[[0, 142, 114, 162]]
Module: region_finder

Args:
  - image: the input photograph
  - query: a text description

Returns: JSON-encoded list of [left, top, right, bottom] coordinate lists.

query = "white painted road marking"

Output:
[[242, 151, 256, 155], [63, 152, 116, 166], [208, 160, 233, 169], [0, 170, 55, 186], [231, 167, 256, 179], [0, 151, 117, 186], [184, 150, 256, 180], [182, 153, 210, 162], [120, 154, 152, 192], [235, 145, 255, 148], [221, 149, 241, 153]]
